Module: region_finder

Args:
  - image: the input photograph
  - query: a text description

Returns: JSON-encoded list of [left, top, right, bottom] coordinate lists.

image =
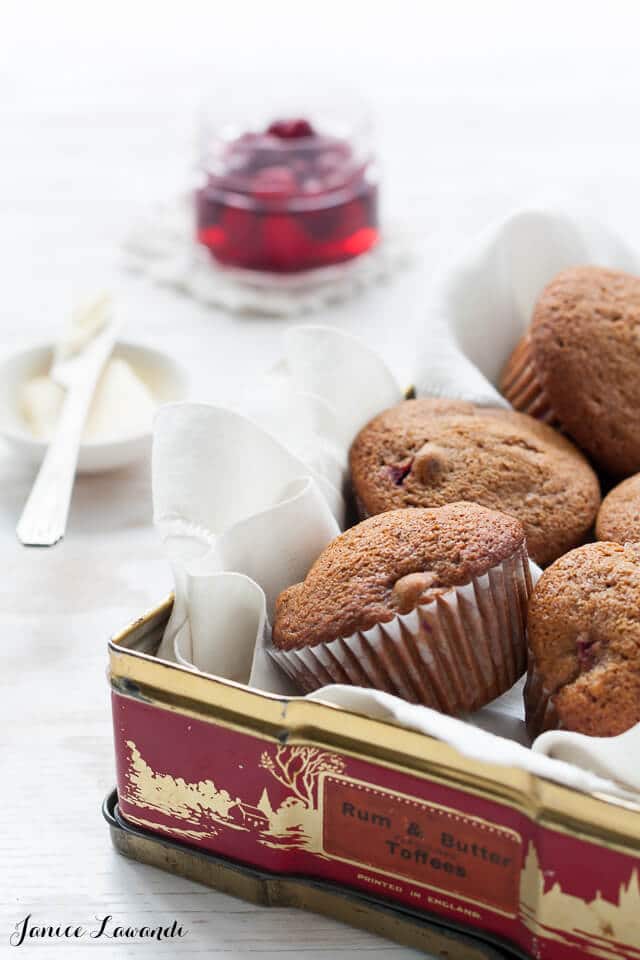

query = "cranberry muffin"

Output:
[[349, 397, 600, 566], [271, 502, 532, 712], [596, 473, 640, 543], [501, 266, 640, 477], [525, 542, 640, 738]]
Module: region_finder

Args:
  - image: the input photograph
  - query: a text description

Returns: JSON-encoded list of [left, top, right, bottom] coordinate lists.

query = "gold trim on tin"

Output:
[[109, 597, 640, 860]]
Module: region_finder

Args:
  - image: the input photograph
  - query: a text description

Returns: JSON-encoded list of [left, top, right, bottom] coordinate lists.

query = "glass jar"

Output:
[[195, 98, 379, 273]]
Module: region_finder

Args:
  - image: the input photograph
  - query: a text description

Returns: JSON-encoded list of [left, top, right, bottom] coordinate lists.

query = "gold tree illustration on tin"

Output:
[[259, 746, 345, 809]]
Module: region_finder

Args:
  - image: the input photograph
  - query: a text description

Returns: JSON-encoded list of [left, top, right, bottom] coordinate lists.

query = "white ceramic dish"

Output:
[[0, 341, 188, 473]]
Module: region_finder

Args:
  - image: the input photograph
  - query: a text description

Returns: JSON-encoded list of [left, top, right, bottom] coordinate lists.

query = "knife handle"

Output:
[[16, 379, 93, 547]]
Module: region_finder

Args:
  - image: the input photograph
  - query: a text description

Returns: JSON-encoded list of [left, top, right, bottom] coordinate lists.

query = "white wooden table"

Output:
[[2, 3, 640, 956]]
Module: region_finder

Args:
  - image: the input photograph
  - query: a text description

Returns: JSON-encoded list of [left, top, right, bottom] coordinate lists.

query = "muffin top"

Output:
[[596, 473, 640, 544], [527, 541, 640, 737], [272, 503, 525, 651], [530, 266, 640, 476], [349, 397, 600, 566]]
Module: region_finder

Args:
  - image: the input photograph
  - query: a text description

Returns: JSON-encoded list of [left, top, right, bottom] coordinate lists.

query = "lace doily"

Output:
[[123, 195, 414, 316]]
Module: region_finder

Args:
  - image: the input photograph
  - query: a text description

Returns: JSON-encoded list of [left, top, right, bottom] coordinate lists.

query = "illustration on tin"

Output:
[[519, 844, 640, 959], [122, 741, 344, 852]]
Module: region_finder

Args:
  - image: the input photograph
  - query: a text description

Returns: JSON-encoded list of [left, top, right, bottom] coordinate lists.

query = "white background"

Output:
[[2, 2, 640, 957]]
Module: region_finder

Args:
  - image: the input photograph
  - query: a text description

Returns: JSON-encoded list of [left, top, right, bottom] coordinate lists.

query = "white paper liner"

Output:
[[123, 193, 414, 317], [269, 546, 532, 712], [152, 208, 640, 799]]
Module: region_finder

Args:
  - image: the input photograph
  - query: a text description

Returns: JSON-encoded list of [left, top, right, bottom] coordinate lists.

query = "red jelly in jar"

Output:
[[196, 106, 379, 273]]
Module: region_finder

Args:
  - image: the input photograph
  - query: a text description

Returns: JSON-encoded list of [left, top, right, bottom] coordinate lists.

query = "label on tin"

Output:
[[320, 774, 522, 917]]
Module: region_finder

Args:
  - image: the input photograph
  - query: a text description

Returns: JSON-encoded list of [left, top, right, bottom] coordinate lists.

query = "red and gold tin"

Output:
[[109, 596, 640, 959]]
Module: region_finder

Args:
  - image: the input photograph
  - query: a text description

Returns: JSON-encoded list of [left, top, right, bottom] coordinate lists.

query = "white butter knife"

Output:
[[17, 307, 122, 547]]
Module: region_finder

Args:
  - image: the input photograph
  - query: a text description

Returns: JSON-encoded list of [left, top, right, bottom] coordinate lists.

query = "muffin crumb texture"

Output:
[[596, 473, 640, 544], [349, 397, 600, 566], [525, 541, 640, 738], [272, 502, 525, 651]]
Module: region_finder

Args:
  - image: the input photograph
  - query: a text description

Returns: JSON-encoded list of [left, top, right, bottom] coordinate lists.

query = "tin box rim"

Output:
[[109, 595, 640, 856]]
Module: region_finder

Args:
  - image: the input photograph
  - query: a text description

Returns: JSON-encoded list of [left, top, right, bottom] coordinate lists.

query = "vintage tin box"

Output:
[[108, 595, 640, 959]]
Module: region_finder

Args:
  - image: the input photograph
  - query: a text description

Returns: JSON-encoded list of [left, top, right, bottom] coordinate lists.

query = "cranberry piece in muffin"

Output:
[[525, 541, 640, 738], [501, 266, 640, 477], [349, 397, 600, 566]]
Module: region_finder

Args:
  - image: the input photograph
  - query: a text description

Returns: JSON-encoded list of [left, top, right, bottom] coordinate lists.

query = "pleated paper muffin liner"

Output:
[[523, 658, 560, 739], [500, 333, 560, 425], [268, 544, 533, 714]]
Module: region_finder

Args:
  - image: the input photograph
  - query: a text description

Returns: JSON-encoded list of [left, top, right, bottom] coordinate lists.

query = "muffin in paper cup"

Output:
[[269, 503, 533, 714], [500, 332, 559, 425], [500, 266, 640, 477], [524, 541, 640, 739]]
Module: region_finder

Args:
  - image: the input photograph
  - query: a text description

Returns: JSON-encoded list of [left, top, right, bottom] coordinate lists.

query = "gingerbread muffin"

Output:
[[501, 266, 640, 477], [271, 502, 532, 713], [596, 473, 640, 543], [349, 398, 600, 566], [525, 542, 640, 738]]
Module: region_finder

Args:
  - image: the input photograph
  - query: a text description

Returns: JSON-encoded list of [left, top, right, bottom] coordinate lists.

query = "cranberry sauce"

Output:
[[196, 117, 378, 273]]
